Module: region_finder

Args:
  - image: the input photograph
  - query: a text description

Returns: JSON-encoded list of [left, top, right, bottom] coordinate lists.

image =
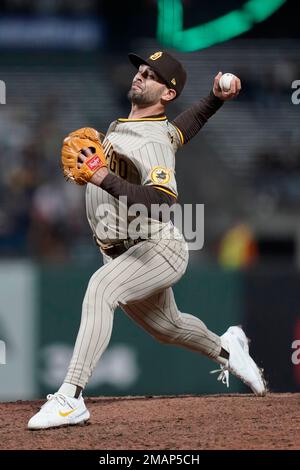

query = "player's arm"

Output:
[[80, 158, 176, 218], [78, 149, 175, 211], [99, 171, 176, 209], [172, 91, 223, 144], [172, 72, 241, 144]]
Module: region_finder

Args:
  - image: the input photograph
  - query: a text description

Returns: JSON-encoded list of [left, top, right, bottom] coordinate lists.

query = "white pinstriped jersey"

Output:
[[85, 116, 184, 244]]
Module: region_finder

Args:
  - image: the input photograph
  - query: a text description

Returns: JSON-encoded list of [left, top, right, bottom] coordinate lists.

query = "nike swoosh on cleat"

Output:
[[59, 408, 78, 417]]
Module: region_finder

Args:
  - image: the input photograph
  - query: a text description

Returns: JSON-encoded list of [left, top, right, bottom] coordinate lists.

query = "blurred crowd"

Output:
[[0, 96, 87, 261]]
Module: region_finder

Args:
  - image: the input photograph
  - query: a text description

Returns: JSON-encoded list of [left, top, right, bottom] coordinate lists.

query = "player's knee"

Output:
[[86, 275, 115, 306]]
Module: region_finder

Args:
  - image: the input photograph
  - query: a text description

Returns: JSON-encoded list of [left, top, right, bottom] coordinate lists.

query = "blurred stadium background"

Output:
[[0, 0, 300, 401]]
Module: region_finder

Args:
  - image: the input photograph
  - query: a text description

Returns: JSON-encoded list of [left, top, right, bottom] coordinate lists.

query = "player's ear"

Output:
[[161, 87, 177, 103]]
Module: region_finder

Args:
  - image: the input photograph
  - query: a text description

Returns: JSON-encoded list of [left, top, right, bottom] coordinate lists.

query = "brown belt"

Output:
[[93, 236, 143, 259]]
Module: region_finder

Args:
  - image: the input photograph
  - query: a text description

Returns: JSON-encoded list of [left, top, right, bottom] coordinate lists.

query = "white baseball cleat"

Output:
[[28, 392, 90, 430], [211, 326, 267, 396]]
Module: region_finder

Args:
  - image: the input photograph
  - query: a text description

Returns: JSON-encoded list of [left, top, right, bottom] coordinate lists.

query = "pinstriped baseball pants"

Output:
[[64, 239, 222, 388]]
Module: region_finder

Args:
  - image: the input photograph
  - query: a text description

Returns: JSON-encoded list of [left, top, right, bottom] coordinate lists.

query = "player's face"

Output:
[[128, 65, 169, 106]]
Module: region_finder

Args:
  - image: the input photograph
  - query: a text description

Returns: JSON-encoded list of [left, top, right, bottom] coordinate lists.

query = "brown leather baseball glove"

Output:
[[61, 127, 107, 185]]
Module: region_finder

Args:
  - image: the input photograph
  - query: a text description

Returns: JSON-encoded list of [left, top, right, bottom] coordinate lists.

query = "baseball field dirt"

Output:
[[0, 393, 299, 450]]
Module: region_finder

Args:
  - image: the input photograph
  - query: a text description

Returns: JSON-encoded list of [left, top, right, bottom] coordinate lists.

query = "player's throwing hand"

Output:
[[213, 71, 241, 100]]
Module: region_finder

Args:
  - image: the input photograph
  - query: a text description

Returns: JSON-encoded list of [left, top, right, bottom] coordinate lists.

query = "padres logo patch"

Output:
[[150, 166, 171, 184], [149, 51, 163, 61]]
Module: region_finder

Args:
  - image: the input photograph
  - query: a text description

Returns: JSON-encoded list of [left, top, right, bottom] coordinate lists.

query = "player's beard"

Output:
[[127, 86, 162, 107]]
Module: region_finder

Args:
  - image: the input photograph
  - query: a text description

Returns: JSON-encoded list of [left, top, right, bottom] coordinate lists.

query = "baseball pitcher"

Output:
[[28, 50, 266, 430]]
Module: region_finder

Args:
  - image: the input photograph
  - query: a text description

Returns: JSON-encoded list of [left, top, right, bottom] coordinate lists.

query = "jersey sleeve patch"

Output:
[[150, 166, 171, 185]]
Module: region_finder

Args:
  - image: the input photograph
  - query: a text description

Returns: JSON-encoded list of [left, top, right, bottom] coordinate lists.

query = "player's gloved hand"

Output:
[[61, 127, 108, 185], [77, 147, 109, 186], [213, 72, 242, 101]]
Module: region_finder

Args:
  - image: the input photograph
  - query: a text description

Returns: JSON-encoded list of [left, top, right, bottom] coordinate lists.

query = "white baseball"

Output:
[[219, 73, 235, 92]]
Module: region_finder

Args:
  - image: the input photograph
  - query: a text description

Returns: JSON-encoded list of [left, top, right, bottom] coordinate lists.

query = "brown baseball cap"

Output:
[[128, 50, 187, 98]]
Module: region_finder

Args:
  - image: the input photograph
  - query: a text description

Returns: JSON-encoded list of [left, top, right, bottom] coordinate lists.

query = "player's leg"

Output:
[[63, 239, 187, 388], [122, 288, 266, 396], [28, 238, 188, 429], [121, 288, 222, 360]]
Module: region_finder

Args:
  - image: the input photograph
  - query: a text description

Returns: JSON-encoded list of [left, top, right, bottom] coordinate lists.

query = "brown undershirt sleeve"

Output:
[[172, 90, 224, 144], [100, 173, 176, 219]]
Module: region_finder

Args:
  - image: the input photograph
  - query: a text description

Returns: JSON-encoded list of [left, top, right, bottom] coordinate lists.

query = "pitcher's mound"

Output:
[[0, 393, 298, 450]]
